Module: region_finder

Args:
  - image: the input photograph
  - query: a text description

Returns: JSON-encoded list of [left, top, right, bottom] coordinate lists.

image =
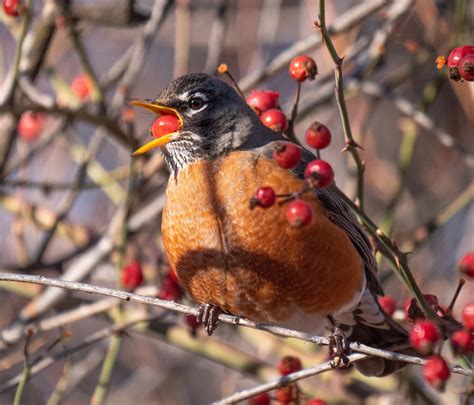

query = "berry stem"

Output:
[[316, 0, 365, 209], [285, 81, 303, 146], [447, 279, 465, 315], [217, 64, 246, 100]]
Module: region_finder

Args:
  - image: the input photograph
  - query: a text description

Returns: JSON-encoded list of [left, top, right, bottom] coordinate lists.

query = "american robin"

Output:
[[131, 73, 410, 376]]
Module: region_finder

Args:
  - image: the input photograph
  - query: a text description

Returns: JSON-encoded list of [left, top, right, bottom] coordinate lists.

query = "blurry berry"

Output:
[[423, 355, 450, 391], [275, 384, 298, 404], [378, 295, 397, 317], [458, 252, 474, 278], [410, 320, 440, 355], [451, 329, 473, 355], [250, 187, 276, 209], [247, 392, 271, 405], [289, 55, 318, 82], [18, 112, 44, 141], [151, 115, 181, 138], [2, 0, 23, 16], [185, 314, 201, 336], [246, 90, 280, 115], [304, 160, 334, 188], [305, 121, 331, 149], [273, 142, 302, 169], [71, 74, 93, 101], [121, 261, 144, 291], [277, 355, 302, 376], [459, 54, 474, 81], [462, 301, 474, 331], [307, 400, 327, 405], [285, 200, 313, 228], [159, 270, 183, 301], [261, 109, 288, 132]]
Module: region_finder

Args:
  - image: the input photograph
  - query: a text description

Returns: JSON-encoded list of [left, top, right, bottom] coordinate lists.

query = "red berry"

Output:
[[2, 0, 22, 16], [121, 261, 144, 291], [246, 90, 280, 115], [289, 55, 318, 82], [458, 252, 474, 278], [159, 270, 183, 301], [462, 301, 474, 331], [18, 112, 45, 141], [185, 314, 201, 335], [304, 160, 334, 188], [285, 200, 313, 228], [459, 54, 474, 81], [272, 142, 302, 169], [447, 46, 474, 81], [378, 295, 397, 317], [275, 385, 298, 404], [451, 329, 473, 355], [447, 46, 474, 68], [423, 355, 450, 391], [261, 109, 288, 132], [251, 187, 276, 209], [247, 392, 271, 405], [277, 355, 302, 376], [305, 122, 331, 149], [71, 74, 93, 101], [150, 115, 181, 138], [410, 320, 440, 355], [308, 400, 328, 405]]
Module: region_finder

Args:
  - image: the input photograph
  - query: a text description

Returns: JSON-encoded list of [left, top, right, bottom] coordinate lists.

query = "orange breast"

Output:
[[162, 151, 363, 323]]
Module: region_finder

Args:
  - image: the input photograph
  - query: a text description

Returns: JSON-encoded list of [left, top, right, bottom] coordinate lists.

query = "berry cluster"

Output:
[[438, 45, 474, 82], [248, 355, 327, 405], [247, 55, 336, 229], [375, 252, 474, 391]]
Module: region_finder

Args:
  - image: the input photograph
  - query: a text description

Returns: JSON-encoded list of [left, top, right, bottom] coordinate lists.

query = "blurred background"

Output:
[[0, 0, 473, 403]]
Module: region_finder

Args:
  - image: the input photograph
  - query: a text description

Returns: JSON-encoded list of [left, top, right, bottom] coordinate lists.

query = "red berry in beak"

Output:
[[150, 115, 181, 139]]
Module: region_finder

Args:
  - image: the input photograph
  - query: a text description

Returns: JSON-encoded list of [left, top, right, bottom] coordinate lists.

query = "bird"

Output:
[[130, 73, 410, 377]]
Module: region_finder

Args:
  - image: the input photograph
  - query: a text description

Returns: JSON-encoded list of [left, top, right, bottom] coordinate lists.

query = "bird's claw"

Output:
[[197, 303, 222, 336], [328, 328, 350, 368]]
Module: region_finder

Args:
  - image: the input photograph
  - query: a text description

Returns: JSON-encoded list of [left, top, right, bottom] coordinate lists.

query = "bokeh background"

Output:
[[0, 0, 473, 403]]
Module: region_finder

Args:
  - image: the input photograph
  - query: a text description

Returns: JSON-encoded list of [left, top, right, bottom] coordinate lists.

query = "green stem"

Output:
[[90, 335, 122, 405], [317, 0, 365, 208], [330, 185, 438, 320], [13, 365, 31, 405]]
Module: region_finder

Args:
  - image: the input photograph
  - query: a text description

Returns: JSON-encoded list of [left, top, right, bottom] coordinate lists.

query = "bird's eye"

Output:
[[189, 96, 205, 110]]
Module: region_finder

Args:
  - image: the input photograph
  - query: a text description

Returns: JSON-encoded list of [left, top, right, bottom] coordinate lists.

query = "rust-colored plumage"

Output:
[[163, 151, 363, 324]]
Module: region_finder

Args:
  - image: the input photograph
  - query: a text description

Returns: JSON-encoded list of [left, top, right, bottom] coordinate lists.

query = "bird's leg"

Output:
[[197, 303, 223, 336], [328, 328, 351, 368]]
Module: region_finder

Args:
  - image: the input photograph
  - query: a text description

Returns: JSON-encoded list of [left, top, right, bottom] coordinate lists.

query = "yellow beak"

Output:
[[129, 99, 183, 156]]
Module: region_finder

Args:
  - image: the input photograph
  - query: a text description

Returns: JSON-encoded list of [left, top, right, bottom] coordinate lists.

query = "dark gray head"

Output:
[[131, 73, 271, 174]]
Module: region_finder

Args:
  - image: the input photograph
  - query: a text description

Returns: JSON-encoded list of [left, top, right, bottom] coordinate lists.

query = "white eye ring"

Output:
[[184, 92, 209, 116]]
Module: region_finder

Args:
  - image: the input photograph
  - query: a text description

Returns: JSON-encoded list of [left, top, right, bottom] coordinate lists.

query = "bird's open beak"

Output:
[[129, 99, 183, 156]]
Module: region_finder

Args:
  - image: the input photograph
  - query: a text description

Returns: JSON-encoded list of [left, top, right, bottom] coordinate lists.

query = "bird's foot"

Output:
[[328, 328, 351, 368], [197, 303, 223, 336]]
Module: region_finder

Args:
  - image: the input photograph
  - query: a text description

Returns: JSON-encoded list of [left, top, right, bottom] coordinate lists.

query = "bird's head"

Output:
[[131, 73, 266, 174]]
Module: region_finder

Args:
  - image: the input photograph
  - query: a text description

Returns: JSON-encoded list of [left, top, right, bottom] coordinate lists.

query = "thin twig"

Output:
[[316, 0, 365, 208], [0, 273, 471, 377]]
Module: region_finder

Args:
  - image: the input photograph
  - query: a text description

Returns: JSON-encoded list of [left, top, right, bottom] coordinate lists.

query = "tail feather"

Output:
[[333, 286, 413, 377]]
